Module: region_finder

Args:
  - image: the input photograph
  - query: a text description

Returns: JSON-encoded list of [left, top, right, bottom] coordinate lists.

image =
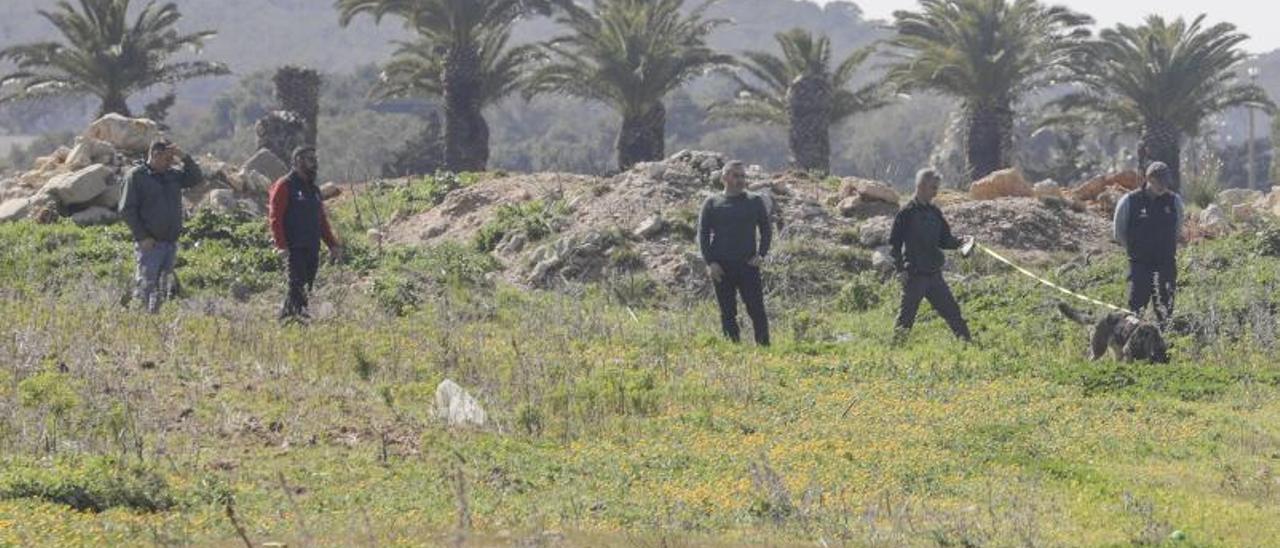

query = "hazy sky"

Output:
[[814, 0, 1280, 53]]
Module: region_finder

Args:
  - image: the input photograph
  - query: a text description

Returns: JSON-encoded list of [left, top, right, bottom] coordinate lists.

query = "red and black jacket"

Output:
[[268, 171, 339, 250]]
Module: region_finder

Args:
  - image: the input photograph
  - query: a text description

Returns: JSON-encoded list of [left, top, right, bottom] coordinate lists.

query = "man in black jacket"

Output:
[[268, 147, 343, 321], [1113, 161, 1184, 325], [889, 168, 973, 341], [118, 138, 203, 313], [698, 160, 772, 345]]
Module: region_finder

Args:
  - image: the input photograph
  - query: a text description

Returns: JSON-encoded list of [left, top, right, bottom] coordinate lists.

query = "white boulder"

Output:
[[42, 164, 113, 205], [239, 148, 288, 182], [83, 114, 160, 153], [65, 137, 116, 169], [70, 206, 118, 226], [434, 379, 487, 427]]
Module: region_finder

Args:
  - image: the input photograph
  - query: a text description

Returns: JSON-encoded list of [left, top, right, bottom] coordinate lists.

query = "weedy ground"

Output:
[[1, 177, 1279, 546]]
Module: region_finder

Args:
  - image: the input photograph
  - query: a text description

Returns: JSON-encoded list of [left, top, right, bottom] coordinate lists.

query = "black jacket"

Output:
[[118, 155, 203, 242], [888, 199, 961, 275], [698, 191, 772, 264]]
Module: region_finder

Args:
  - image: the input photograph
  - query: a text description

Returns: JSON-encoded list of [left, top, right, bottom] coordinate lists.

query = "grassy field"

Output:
[[2, 181, 1280, 546]]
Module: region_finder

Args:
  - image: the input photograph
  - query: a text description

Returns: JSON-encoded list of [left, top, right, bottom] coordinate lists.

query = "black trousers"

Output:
[[895, 272, 971, 340], [1128, 259, 1176, 324], [281, 246, 320, 318], [713, 262, 770, 345]]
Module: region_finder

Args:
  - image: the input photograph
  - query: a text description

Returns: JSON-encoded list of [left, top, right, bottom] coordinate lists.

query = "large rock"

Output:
[[70, 206, 118, 226], [1199, 204, 1228, 235], [0, 197, 33, 222], [33, 147, 72, 172], [434, 379, 487, 427], [65, 136, 116, 169], [319, 182, 342, 200], [198, 189, 239, 214], [969, 168, 1032, 200], [838, 195, 899, 220], [236, 170, 273, 194], [42, 164, 113, 205], [857, 216, 894, 247], [633, 215, 665, 239], [842, 178, 900, 204], [240, 148, 289, 182], [1217, 188, 1263, 208], [83, 114, 160, 153], [91, 180, 124, 209], [1071, 170, 1142, 202]]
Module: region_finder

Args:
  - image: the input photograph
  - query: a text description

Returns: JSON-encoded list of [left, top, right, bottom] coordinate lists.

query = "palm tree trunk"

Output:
[[616, 102, 666, 171], [964, 102, 1012, 182], [787, 74, 833, 174], [99, 90, 131, 118], [443, 43, 489, 172], [1139, 119, 1182, 191]]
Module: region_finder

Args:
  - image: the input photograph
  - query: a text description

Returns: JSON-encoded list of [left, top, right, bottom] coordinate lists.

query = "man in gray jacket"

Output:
[[118, 139, 203, 313]]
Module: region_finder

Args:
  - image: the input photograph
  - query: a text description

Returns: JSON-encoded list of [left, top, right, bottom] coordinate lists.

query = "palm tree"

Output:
[[883, 0, 1092, 181], [373, 24, 538, 108], [710, 28, 886, 174], [1052, 15, 1274, 189], [336, 0, 559, 172], [0, 0, 229, 118], [526, 0, 734, 171]]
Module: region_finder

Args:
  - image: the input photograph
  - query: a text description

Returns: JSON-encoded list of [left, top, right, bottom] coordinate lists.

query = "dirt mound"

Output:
[[386, 151, 858, 290], [942, 197, 1115, 254]]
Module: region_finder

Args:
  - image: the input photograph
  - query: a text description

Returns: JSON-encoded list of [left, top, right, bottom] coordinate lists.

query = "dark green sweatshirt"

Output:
[[698, 191, 772, 264], [118, 155, 203, 242]]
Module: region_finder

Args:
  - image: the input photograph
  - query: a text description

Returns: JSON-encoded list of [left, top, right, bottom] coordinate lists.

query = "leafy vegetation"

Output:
[[527, 0, 735, 170], [1053, 14, 1275, 188], [1, 217, 1279, 545], [883, 0, 1094, 182], [0, 0, 228, 117]]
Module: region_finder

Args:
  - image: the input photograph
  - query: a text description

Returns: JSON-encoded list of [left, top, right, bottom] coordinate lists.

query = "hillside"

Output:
[[2, 172, 1280, 544]]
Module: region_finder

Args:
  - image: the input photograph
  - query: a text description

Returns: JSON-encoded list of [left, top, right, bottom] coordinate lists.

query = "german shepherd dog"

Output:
[[1057, 303, 1169, 363]]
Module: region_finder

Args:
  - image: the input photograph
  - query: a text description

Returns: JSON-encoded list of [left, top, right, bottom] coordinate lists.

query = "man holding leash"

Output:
[[1114, 161, 1184, 325], [889, 168, 974, 342]]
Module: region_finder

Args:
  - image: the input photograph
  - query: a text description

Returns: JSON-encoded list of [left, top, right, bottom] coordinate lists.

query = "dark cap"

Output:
[[1145, 161, 1171, 184]]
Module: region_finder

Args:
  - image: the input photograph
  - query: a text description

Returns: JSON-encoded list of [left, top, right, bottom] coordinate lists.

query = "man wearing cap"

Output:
[[889, 168, 973, 342], [698, 160, 772, 346], [1114, 161, 1185, 324], [118, 139, 203, 313], [268, 147, 342, 321]]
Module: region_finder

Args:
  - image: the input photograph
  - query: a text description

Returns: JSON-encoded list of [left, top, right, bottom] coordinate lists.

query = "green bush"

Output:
[[371, 243, 499, 316], [834, 273, 884, 313], [474, 199, 568, 252], [0, 458, 177, 513]]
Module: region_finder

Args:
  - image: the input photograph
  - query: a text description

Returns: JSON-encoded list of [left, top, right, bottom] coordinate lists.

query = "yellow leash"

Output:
[[976, 243, 1134, 315]]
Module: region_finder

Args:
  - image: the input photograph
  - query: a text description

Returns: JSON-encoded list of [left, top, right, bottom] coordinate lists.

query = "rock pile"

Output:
[[832, 178, 900, 219], [390, 150, 861, 290], [0, 115, 292, 225]]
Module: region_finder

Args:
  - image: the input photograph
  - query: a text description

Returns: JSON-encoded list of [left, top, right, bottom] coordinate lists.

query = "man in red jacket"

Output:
[[268, 147, 342, 321]]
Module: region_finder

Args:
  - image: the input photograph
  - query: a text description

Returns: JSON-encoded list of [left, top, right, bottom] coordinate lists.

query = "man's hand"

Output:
[[707, 262, 724, 283], [746, 255, 763, 268], [328, 246, 344, 264], [139, 238, 156, 252]]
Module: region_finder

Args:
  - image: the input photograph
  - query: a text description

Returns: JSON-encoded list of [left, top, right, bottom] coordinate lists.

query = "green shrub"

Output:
[[372, 243, 499, 315], [474, 199, 568, 252], [835, 273, 884, 313], [0, 458, 177, 513]]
